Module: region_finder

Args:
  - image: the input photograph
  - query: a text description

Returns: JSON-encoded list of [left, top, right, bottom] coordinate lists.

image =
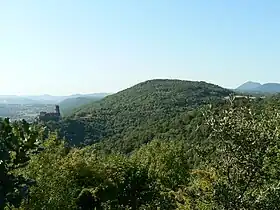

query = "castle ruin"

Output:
[[38, 105, 61, 121]]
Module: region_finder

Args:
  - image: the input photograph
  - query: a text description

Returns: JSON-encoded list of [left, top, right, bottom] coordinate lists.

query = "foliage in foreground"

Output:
[[0, 119, 41, 210], [173, 98, 280, 209], [20, 137, 188, 209]]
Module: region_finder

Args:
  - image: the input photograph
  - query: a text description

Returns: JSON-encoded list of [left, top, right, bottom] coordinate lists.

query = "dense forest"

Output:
[[45, 80, 232, 152], [2, 79, 280, 209]]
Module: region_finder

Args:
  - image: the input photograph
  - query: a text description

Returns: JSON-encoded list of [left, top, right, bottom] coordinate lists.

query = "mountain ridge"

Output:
[[0, 93, 111, 104], [236, 81, 280, 93], [236, 81, 262, 91]]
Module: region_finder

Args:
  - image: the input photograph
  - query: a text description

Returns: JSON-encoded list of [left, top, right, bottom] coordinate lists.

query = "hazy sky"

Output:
[[1, 0, 280, 95]]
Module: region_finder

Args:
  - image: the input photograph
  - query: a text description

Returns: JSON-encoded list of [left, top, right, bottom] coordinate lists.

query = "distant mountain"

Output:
[[0, 93, 111, 105], [257, 83, 280, 93], [236, 81, 262, 91], [69, 93, 110, 98], [25, 93, 111, 103], [236, 82, 280, 93], [24, 94, 63, 103], [0, 96, 42, 104]]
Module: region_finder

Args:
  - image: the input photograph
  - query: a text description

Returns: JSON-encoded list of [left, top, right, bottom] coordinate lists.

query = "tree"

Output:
[[0, 118, 40, 209], [200, 99, 280, 209], [132, 139, 192, 190]]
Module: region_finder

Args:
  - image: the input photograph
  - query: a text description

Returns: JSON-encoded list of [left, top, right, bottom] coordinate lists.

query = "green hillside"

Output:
[[56, 79, 232, 152], [59, 96, 102, 116]]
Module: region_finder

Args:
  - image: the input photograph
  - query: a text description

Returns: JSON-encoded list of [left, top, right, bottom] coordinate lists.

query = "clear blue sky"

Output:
[[1, 0, 280, 95]]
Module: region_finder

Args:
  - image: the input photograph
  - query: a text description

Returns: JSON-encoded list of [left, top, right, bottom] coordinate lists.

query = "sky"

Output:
[[0, 0, 280, 95]]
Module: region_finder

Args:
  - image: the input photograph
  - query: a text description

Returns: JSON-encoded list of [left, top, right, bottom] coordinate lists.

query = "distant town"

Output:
[[0, 104, 56, 122], [0, 93, 109, 122]]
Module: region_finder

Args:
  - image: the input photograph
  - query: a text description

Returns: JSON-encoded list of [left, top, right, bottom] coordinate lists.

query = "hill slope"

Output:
[[236, 81, 262, 91], [55, 79, 232, 152], [59, 96, 103, 116]]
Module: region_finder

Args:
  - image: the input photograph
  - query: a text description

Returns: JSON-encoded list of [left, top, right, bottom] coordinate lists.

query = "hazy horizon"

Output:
[[0, 78, 267, 97], [0, 78, 229, 96], [0, 78, 275, 96], [0, 92, 112, 97], [1, 1, 280, 95]]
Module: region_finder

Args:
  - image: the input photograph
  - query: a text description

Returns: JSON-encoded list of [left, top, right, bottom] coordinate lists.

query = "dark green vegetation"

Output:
[[0, 119, 42, 209], [2, 79, 280, 209], [51, 79, 232, 152]]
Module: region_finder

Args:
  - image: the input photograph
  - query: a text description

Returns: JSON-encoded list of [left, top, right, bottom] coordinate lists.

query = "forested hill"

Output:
[[54, 79, 232, 152], [72, 79, 232, 117], [59, 96, 103, 116]]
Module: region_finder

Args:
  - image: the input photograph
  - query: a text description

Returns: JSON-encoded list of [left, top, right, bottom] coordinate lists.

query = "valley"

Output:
[[0, 94, 108, 121], [0, 103, 54, 122]]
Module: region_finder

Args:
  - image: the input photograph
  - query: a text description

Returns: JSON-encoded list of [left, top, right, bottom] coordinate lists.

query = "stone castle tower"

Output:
[[38, 105, 61, 121], [55, 105, 60, 116]]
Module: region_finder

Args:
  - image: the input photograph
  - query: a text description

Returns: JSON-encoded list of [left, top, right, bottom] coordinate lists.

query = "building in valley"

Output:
[[38, 105, 61, 121]]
